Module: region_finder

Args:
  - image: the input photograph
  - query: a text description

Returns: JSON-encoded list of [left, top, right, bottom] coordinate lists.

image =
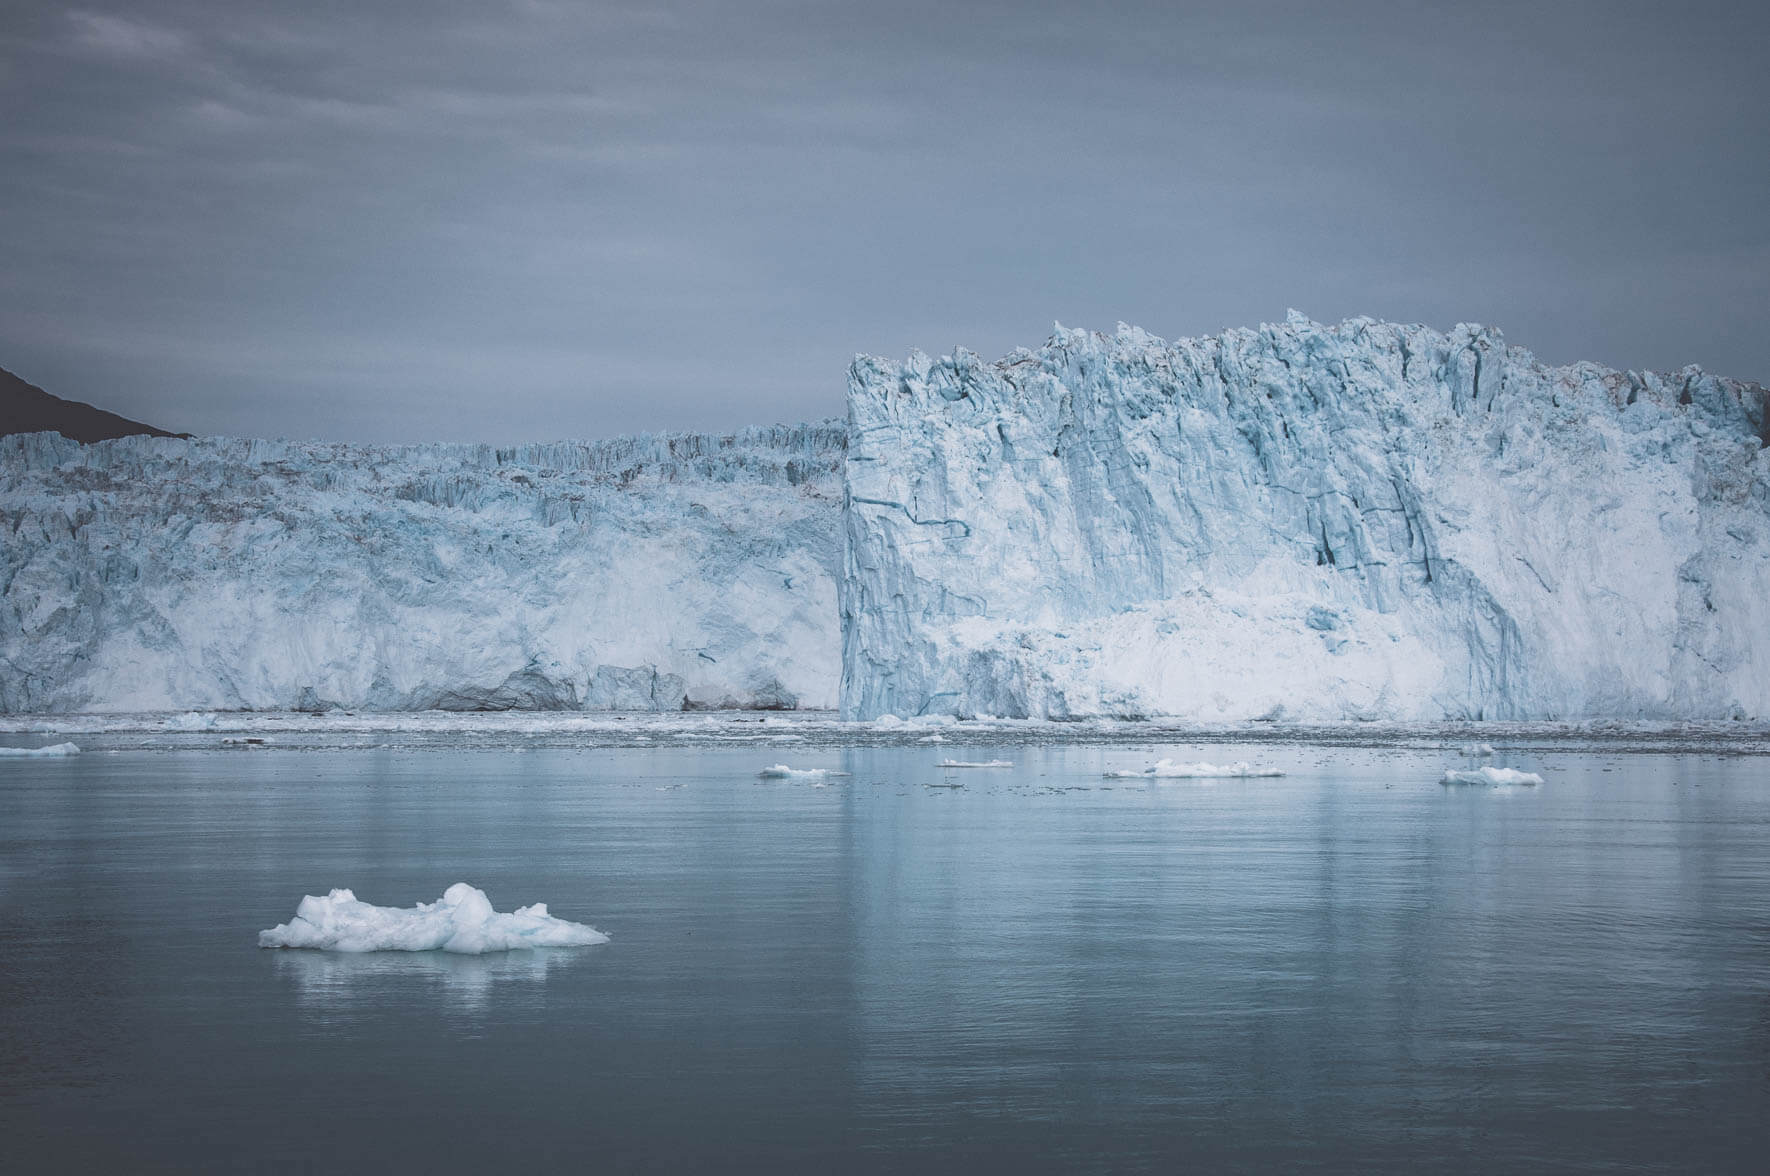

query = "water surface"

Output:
[[2, 741, 1766, 1172]]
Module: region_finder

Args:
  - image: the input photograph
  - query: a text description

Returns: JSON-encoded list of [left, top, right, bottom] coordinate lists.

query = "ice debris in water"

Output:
[[1104, 759, 1284, 779], [1441, 766, 1544, 786], [939, 759, 1013, 768], [757, 764, 847, 779], [0, 742, 81, 757], [257, 883, 609, 953], [1459, 742, 1497, 757]]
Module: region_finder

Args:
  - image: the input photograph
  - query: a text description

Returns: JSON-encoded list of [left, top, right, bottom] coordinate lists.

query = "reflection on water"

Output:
[[272, 947, 590, 1018], [2, 743, 1767, 1173]]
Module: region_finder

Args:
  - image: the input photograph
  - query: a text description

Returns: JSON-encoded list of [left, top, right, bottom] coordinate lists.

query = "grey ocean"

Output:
[[3, 737, 1767, 1172]]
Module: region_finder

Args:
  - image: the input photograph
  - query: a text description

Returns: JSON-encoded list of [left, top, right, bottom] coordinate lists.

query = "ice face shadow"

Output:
[[271, 947, 588, 1018]]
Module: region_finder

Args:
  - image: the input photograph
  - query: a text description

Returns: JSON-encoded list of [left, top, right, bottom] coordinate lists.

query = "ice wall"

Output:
[[1, 424, 843, 713], [842, 313, 1770, 721]]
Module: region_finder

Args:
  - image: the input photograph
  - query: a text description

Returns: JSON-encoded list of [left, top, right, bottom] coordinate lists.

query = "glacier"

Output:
[[1, 424, 843, 713], [6, 313, 1766, 724], [842, 313, 1769, 721]]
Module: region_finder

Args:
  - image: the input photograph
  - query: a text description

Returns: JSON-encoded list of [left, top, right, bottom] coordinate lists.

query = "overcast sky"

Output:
[[2, 1, 1765, 442]]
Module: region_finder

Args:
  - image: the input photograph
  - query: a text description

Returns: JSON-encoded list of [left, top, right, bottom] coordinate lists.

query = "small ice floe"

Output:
[[1459, 742, 1497, 758], [918, 734, 948, 743], [939, 759, 1012, 768], [1442, 766, 1543, 786], [757, 764, 848, 779], [258, 883, 608, 953], [1104, 759, 1283, 779], [0, 742, 81, 757]]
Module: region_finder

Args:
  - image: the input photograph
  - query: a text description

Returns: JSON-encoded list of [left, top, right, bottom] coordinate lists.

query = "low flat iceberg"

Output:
[[757, 764, 847, 779], [939, 759, 1013, 768], [258, 883, 609, 953], [0, 742, 80, 757], [1104, 759, 1284, 779], [1442, 766, 1544, 786]]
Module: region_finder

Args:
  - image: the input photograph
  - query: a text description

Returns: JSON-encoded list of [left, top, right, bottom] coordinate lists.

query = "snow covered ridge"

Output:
[[842, 313, 1769, 722], [258, 883, 608, 953], [1, 423, 844, 713]]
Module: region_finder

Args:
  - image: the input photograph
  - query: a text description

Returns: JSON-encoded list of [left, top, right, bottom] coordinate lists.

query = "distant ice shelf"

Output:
[[257, 883, 608, 953]]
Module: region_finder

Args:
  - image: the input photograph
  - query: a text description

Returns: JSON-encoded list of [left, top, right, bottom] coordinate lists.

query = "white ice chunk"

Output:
[[1459, 742, 1497, 757], [1104, 759, 1284, 778], [258, 883, 609, 953], [757, 764, 847, 779], [1442, 766, 1543, 786], [0, 742, 81, 757], [939, 759, 1013, 768]]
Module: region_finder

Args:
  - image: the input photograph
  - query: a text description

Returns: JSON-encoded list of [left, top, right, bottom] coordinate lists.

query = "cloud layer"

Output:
[[2, 1, 1766, 441]]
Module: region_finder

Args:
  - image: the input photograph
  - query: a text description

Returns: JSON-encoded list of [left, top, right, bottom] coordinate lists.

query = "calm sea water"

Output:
[[2, 742, 1766, 1173]]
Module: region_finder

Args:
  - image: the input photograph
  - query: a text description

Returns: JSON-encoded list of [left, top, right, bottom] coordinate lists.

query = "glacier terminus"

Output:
[[841, 313, 1768, 721], [4, 314, 1766, 723]]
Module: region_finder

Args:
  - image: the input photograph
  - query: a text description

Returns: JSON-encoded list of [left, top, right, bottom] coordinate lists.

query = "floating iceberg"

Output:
[[1459, 742, 1497, 757], [757, 764, 846, 779], [938, 759, 1013, 768], [1441, 766, 1544, 786], [0, 741, 80, 757], [257, 883, 609, 953], [1104, 759, 1285, 778]]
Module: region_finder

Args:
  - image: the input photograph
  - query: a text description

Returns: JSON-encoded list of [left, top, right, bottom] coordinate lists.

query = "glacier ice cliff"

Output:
[[7, 313, 1766, 722], [1, 424, 842, 713], [841, 313, 1769, 721]]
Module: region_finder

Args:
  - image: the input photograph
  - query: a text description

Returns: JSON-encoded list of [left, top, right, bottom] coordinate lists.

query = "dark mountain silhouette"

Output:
[[1, 366, 184, 442]]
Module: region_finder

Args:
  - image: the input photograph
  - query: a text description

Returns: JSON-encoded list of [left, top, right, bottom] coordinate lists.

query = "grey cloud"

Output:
[[66, 11, 189, 59], [1, 0, 1766, 442]]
